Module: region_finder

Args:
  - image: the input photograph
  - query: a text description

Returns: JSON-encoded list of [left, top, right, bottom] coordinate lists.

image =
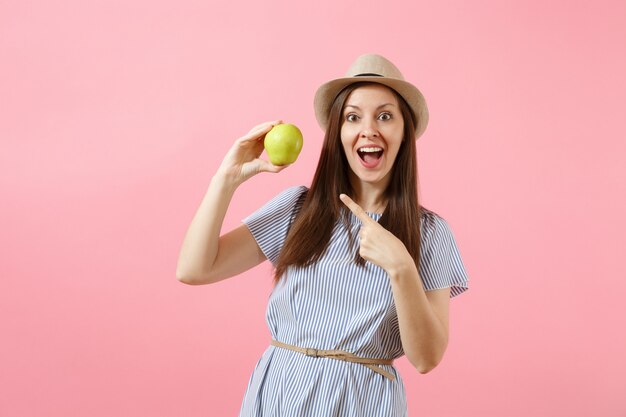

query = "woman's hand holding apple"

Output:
[[216, 120, 288, 187]]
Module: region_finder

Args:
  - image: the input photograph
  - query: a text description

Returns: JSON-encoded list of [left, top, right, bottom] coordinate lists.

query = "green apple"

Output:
[[264, 123, 304, 166]]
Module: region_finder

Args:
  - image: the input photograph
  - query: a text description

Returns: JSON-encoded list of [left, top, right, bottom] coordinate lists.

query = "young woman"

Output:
[[176, 54, 469, 416]]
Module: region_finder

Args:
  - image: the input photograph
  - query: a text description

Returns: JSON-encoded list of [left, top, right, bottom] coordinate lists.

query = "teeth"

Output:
[[359, 147, 383, 153]]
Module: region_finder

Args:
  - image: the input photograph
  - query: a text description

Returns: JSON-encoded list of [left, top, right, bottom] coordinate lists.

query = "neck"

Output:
[[348, 176, 388, 214]]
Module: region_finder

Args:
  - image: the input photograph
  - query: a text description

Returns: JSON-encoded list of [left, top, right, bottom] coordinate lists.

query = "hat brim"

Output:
[[313, 76, 429, 140]]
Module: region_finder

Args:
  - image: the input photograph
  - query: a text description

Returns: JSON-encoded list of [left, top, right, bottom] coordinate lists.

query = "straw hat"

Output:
[[313, 54, 429, 140]]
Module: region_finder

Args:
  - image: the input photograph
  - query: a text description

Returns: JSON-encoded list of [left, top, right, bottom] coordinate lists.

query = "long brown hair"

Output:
[[274, 82, 422, 282]]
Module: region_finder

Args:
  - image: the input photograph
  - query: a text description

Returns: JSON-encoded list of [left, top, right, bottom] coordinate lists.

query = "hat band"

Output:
[[354, 73, 383, 77]]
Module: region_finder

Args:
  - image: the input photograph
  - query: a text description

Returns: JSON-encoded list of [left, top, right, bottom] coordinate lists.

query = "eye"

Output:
[[346, 113, 359, 122], [378, 112, 392, 121]]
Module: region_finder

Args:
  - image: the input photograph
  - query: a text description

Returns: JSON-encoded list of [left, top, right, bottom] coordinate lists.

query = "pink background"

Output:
[[2, 0, 625, 415]]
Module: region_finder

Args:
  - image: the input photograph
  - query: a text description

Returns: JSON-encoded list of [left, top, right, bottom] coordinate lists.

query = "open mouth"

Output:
[[357, 146, 384, 166]]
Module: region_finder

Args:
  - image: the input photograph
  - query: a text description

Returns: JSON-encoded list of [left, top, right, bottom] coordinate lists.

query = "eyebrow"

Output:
[[344, 103, 396, 111]]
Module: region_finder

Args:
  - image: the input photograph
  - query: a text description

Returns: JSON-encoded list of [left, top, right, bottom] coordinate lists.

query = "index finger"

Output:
[[239, 120, 283, 143], [339, 194, 373, 224]]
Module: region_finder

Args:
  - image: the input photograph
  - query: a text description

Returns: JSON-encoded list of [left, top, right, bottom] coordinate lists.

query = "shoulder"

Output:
[[419, 206, 453, 243], [242, 185, 309, 265], [275, 185, 309, 201], [261, 185, 308, 209], [244, 185, 308, 222], [420, 205, 447, 227]]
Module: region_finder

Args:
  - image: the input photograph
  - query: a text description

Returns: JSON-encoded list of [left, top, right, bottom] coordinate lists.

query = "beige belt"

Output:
[[270, 340, 396, 381]]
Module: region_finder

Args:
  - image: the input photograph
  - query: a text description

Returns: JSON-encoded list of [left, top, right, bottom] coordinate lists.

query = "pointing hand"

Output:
[[339, 194, 413, 274]]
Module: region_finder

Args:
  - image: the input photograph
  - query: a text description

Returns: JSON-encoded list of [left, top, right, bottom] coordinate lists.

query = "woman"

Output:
[[176, 54, 469, 416]]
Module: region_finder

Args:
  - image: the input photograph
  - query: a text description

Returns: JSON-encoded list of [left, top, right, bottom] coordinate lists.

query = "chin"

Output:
[[350, 170, 391, 188]]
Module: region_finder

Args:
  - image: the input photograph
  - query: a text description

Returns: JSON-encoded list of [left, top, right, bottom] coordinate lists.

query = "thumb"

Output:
[[257, 159, 289, 174]]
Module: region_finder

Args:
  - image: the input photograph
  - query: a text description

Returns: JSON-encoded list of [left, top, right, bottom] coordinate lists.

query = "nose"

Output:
[[359, 119, 379, 138]]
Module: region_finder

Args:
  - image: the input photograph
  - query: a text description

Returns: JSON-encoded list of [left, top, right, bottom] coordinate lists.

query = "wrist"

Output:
[[211, 170, 240, 194], [386, 255, 417, 281]]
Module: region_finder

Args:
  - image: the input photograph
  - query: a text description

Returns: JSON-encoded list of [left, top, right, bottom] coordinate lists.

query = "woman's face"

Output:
[[340, 84, 405, 191]]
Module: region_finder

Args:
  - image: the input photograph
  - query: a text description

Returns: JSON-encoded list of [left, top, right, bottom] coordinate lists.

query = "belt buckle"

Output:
[[305, 348, 319, 358]]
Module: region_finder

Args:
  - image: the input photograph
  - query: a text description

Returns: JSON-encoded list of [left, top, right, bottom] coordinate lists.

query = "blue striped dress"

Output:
[[239, 186, 469, 416]]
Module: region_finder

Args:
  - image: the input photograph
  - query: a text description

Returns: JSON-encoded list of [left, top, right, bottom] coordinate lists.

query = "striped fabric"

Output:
[[239, 186, 469, 416]]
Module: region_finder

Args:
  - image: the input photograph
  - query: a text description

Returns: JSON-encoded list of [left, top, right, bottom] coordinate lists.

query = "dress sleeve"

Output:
[[418, 211, 470, 298], [242, 185, 308, 266]]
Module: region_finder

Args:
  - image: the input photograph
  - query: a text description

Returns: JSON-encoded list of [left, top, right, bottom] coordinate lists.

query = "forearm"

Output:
[[388, 262, 448, 373], [176, 172, 238, 282]]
